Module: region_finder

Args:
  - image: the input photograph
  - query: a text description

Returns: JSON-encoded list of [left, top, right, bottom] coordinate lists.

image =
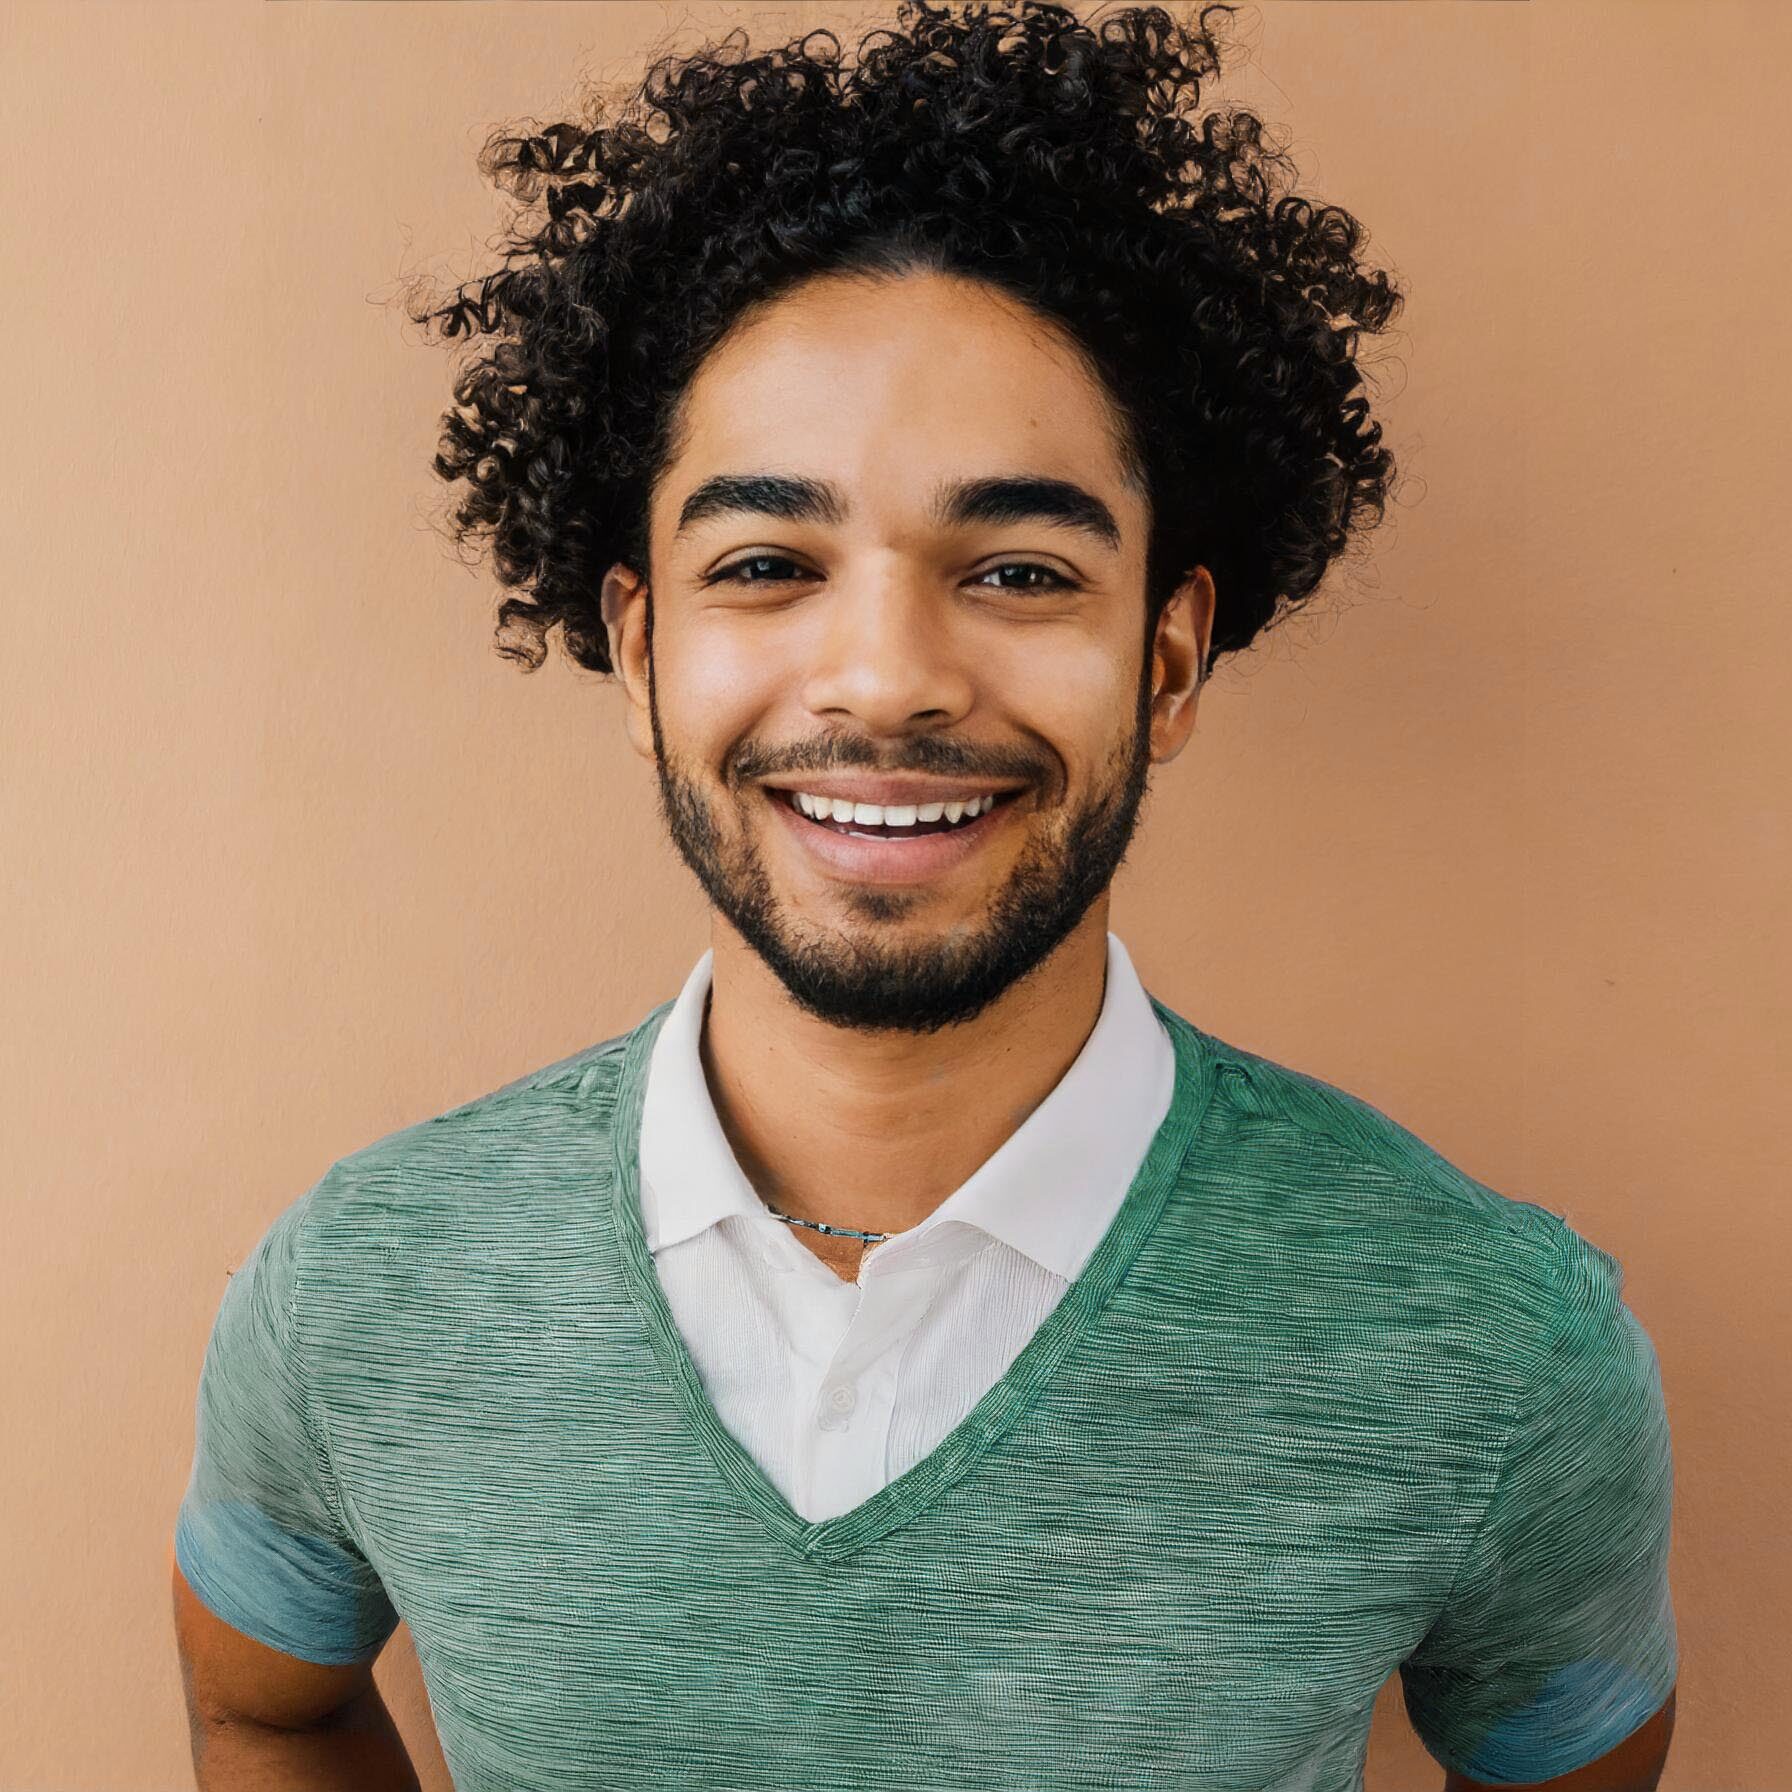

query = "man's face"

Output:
[[605, 269, 1207, 1034]]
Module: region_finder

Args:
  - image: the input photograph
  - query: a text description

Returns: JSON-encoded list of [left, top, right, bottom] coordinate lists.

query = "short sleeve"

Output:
[[1399, 1222, 1678, 1785], [174, 1177, 400, 1666]]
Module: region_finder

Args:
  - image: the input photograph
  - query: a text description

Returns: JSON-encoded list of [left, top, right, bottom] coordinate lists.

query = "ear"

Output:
[[1147, 565, 1215, 765], [601, 562, 657, 765]]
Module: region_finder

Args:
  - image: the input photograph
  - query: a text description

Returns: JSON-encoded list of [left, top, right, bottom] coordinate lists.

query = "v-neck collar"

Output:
[[638, 931, 1177, 1284], [601, 989, 1220, 1565]]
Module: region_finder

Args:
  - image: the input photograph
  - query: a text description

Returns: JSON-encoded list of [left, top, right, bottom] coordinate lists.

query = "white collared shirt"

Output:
[[635, 931, 1177, 1523]]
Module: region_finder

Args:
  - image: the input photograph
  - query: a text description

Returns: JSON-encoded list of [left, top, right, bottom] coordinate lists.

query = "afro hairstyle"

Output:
[[410, 0, 1405, 682]]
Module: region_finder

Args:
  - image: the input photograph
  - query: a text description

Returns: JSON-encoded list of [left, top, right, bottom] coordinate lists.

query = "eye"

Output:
[[710, 554, 808, 585], [975, 562, 1077, 593], [707, 556, 1077, 592]]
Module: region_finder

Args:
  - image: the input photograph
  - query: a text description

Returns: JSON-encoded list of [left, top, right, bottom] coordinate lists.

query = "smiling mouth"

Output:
[[771, 787, 1025, 839]]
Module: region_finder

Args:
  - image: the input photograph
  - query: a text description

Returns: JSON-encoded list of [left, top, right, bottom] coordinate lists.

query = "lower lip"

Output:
[[765, 789, 1023, 886]]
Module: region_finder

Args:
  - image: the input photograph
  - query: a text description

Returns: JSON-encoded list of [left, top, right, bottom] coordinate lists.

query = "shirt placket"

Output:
[[796, 1250, 939, 1521]]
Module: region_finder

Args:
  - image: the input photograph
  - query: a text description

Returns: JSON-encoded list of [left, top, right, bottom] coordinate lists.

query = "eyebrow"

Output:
[[673, 472, 1123, 553]]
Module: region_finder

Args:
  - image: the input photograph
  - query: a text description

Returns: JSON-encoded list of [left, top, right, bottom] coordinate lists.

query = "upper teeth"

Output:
[[791, 792, 1000, 827]]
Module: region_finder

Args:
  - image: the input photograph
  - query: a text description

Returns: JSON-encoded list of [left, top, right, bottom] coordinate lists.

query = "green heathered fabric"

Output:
[[175, 996, 1677, 1791]]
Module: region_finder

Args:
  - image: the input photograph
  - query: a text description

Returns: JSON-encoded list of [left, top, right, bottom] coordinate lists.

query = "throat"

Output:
[[782, 1226, 877, 1283]]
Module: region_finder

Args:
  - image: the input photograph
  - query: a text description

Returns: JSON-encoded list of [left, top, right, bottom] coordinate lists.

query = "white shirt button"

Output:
[[817, 1381, 857, 1430]]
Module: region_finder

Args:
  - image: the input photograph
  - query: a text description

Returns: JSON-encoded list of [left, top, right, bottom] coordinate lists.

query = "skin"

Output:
[[601, 267, 1212, 1277]]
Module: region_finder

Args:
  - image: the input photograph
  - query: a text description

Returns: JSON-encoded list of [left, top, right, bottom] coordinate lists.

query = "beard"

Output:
[[646, 648, 1155, 1036]]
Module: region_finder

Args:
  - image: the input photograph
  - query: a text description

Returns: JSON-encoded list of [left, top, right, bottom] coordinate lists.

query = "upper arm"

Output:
[[172, 1178, 401, 1690], [1443, 1685, 1675, 1792], [1399, 1223, 1679, 1786], [171, 1539, 372, 1731]]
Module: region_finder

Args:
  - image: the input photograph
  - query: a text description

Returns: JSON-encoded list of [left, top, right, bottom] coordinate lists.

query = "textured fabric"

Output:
[[175, 1179, 401, 1665], [637, 931, 1176, 1521], [174, 994, 1678, 1790]]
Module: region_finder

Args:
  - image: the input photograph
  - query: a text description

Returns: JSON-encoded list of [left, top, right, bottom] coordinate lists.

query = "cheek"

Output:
[[982, 628, 1138, 770], [652, 621, 777, 759]]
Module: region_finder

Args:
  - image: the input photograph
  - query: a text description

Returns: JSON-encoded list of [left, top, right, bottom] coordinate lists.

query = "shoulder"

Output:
[[1169, 1012, 1601, 1339], [290, 1008, 661, 1262], [1164, 1015, 1658, 1476]]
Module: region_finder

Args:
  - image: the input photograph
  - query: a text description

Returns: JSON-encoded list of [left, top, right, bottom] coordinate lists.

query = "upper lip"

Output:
[[759, 775, 1030, 806]]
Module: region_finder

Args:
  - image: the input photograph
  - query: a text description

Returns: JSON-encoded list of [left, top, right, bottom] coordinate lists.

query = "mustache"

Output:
[[730, 734, 1049, 787]]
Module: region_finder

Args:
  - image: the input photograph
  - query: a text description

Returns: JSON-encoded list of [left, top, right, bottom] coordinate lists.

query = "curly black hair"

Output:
[[408, 0, 1404, 682]]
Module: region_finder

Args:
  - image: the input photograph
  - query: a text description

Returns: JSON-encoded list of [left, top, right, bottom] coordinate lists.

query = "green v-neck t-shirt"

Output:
[[174, 996, 1678, 1791]]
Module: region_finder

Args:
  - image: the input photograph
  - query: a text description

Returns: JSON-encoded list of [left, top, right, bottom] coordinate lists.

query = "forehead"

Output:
[[657, 270, 1139, 537]]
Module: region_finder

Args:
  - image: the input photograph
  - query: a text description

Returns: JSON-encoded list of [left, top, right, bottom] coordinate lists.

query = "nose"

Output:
[[797, 567, 975, 737]]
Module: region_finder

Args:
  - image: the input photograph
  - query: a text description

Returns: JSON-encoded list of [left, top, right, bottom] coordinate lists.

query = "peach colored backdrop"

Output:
[[4, 2, 1785, 1787]]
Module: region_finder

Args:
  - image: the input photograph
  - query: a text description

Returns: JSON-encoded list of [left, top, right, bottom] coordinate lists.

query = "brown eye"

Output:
[[708, 557, 1077, 592], [977, 562, 1076, 592], [712, 554, 807, 584]]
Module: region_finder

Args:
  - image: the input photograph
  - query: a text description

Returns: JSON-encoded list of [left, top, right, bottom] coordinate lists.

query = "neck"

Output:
[[698, 901, 1113, 1239]]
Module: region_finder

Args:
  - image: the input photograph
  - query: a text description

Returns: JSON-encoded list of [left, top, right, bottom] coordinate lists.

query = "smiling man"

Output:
[[170, 4, 1677, 1789]]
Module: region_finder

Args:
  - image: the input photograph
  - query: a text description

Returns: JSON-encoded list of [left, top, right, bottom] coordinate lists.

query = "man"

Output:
[[170, 4, 1678, 1788]]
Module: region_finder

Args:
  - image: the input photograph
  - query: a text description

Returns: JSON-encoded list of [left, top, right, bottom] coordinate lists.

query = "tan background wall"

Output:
[[3, 2, 1785, 1786]]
